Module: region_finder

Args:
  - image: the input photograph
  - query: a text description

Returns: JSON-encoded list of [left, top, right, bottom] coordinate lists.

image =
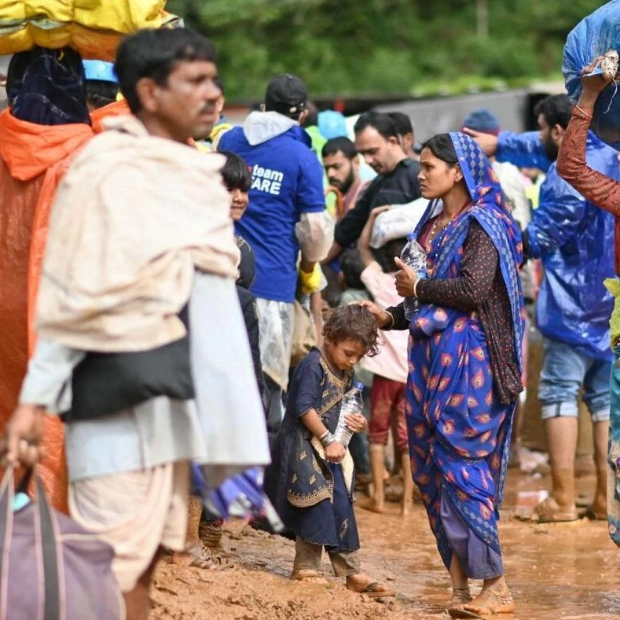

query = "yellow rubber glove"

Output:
[[605, 278, 620, 347], [299, 263, 323, 295]]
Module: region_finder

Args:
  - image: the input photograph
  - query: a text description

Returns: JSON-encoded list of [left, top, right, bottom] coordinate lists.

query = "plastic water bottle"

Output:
[[333, 381, 364, 447], [401, 233, 427, 320]]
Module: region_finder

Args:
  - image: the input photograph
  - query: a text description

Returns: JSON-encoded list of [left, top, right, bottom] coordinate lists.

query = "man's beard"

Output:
[[329, 168, 356, 195], [543, 136, 559, 162]]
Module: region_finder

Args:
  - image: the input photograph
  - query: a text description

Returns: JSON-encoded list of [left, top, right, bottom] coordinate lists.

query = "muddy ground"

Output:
[[151, 456, 620, 620]]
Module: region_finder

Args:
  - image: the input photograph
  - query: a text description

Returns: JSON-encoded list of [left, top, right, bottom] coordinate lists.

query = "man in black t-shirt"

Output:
[[325, 111, 422, 261]]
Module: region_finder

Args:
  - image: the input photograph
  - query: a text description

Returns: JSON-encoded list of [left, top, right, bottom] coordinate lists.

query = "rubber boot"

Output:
[[400, 452, 413, 516]]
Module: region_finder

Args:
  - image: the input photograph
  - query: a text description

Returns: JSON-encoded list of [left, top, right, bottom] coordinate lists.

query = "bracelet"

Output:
[[384, 310, 395, 330], [319, 431, 336, 447], [575, 105, 593, 120], [413, 279, 420, 298]]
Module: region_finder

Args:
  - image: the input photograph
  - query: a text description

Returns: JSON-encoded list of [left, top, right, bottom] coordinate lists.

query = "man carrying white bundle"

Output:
[[2, 28, 270, 620]]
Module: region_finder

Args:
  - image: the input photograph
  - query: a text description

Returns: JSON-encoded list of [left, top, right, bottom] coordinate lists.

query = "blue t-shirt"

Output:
[[219, 124, 325, 303]]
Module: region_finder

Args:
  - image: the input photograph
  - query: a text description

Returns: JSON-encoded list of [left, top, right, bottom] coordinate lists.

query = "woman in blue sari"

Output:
[[362, 133, 524, 618]]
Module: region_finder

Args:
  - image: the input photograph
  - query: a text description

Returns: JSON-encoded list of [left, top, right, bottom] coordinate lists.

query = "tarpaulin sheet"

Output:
[[564, 0, 620, 150]]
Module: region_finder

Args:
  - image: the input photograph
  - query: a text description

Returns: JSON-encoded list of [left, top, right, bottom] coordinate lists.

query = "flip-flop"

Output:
[[580, 506, 607, 521], [170, 542, 218, 569], [528, 497, 578, 523], [349, 581, 396, 598], [290, 569, 328, 583], [448, 609, 484, 619], [458, 587, 515, 617]]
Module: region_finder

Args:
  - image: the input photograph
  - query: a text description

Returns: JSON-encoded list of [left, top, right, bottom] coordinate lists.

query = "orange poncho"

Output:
[[0, 109, 93, 510]]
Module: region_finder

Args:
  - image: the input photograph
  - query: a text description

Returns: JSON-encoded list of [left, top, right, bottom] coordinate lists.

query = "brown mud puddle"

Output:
[[151, 469, 620, 619]]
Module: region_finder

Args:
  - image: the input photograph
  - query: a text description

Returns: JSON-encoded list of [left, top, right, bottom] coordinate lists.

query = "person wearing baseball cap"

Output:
[[263, 73, 308, 119]]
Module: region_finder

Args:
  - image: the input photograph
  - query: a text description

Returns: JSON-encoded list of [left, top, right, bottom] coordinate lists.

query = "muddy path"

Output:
[[151, 468, 620, 619]]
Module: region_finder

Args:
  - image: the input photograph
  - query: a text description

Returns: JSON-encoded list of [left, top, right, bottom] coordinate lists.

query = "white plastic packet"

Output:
[[369, 197, 433, 249]]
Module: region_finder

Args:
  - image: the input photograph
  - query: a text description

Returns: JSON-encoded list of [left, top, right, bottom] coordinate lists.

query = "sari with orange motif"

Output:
[[406, 133, 524, 577]]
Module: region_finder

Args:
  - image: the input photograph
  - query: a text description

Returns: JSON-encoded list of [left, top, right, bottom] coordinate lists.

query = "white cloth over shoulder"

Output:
[[370, 197, 431, 249], [23, 273, 270, 485], [36, 115, 239, 353]]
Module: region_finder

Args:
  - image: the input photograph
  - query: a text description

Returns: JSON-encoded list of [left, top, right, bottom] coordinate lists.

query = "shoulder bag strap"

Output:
[[34, 471, 61, 620], [0, 467, 14, 620]]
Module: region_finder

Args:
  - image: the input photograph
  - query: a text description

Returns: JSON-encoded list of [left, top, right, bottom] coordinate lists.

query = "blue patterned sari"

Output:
[[406, 133, 524, 576]]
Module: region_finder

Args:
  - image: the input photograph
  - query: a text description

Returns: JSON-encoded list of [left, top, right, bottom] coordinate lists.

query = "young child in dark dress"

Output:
[[270, 304, 395, 596]]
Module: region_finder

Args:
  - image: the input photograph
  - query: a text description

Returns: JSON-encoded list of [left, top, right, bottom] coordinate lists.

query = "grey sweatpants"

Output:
[[293, 537, 360, 577]]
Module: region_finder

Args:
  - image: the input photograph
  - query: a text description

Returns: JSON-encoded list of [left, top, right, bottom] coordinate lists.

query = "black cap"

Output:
[[265, 73, 307, 116]]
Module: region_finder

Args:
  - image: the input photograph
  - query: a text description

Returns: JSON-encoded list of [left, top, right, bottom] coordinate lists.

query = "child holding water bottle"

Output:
[[266, 305, 395, 596]]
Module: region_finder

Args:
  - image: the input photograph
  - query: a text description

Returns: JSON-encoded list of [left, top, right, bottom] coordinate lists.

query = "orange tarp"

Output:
[[0, 109, 94, 511], [90, 98, 130, 134]]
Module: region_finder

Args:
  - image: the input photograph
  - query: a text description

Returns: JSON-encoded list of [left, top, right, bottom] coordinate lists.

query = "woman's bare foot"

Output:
[[346, 573, 396, 597]]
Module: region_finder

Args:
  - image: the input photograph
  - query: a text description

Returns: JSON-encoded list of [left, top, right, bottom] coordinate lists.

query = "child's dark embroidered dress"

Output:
[[269, 347, 359, 553]]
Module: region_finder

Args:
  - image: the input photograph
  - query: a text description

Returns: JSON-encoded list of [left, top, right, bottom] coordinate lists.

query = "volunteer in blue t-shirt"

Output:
[[219, 74, 332, 438]]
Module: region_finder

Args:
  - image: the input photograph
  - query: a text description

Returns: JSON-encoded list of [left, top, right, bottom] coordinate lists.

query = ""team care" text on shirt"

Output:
[[250, 165, 284, 195]]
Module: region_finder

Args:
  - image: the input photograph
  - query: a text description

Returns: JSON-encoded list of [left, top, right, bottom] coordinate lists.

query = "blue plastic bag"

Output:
[[563, 0, 620, 150], [191, 464, 284, 531]]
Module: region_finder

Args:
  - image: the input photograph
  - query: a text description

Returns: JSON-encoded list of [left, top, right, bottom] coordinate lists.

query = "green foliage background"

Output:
[[166, 0, 606, 101]]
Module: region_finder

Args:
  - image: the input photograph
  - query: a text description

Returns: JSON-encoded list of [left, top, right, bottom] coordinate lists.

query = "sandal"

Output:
[[290, 569, 327, 583], [528, 497, 578, 523], [171, 542, 217, 569], [348, 581, 395, 598], [449, 609, 483, 619], [579, 506, 607, 521], [459, 586, 515, 617], [447, 587, 473, 617]]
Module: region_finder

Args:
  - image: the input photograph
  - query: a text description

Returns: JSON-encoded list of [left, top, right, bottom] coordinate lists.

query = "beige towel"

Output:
[[36, 115, 239, 352]]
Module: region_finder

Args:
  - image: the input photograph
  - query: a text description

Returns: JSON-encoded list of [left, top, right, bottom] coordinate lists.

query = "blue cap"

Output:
[[353, 381, 364, 391], [318, 110, 347, 140], [461, 108, 500, 135], [83, 60, 118, 84]]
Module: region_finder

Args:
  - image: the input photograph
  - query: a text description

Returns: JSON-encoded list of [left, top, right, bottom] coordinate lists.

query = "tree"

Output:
[[166, 0, 606, 101]]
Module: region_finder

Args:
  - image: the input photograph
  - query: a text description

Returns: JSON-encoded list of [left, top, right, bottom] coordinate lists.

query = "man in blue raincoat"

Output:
[[466, 94, 617, 524]]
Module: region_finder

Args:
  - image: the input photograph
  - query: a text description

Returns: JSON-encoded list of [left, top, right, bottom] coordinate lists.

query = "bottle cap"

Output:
[[353, 381, 364, 390], [406, 232, 416, 240]]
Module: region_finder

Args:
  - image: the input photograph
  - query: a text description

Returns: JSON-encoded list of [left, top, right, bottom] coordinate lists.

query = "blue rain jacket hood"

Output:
[[497, 130, 617, 360]]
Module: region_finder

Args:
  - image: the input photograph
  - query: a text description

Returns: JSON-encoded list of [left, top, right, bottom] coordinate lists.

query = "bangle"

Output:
[[383, 310, 394, 330], [413, 279, 420, 298], [575, 105, 593, 120], [320, 431, 336, 447]]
